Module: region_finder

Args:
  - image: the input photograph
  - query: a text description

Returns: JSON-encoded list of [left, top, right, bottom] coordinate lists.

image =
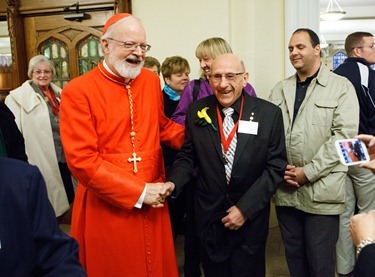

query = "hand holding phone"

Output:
[[335, 138, 370, 166]]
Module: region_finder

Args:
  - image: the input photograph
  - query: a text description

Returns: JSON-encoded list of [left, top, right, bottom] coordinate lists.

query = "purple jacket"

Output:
[[171, 78, 257, 125]]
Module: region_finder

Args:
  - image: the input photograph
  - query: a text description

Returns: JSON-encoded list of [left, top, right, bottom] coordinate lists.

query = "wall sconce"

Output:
[[320, 0, 346, 21]]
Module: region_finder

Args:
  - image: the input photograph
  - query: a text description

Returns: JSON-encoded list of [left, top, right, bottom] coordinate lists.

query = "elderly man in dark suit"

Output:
[[166, 53, 287, 277]]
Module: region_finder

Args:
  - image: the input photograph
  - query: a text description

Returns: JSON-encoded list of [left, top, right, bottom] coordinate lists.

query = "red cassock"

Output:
[[60, 62, 184, 277]]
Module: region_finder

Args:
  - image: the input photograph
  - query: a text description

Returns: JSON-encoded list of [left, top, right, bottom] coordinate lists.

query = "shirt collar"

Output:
[[218, 91, 243, 115], [103, 60, 132, 84], [297, 67, 320, 86]]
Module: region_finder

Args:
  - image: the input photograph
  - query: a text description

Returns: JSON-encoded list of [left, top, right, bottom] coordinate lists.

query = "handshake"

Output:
[[144, 181, 175, 208]]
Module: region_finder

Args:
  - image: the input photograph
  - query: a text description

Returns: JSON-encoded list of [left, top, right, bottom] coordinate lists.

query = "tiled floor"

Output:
[[174, 226, 290, 277], [264, 227, 290, 277]]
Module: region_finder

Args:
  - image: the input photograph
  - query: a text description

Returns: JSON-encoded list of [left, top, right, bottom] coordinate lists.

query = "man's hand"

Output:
[[356, 134, 375, 174], [284, 164, 308, 188], [350, 211, 375, 246], [294, 167, 308, 185], [284, 164, 299, 187], [163, 181, 175, 199], [221, 205, 247, 230], [356, 134, 375, 155], [143, 182, 175, 208]]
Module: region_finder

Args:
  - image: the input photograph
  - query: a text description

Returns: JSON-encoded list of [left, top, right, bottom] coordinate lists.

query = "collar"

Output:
[[218, 92, 243, 115], [297, 68, 319, 85], [344, 57, 372, 67], [102, 60, 132, 84]]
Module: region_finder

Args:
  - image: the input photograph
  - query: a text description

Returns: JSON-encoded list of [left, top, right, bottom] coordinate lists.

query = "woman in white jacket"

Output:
[[5, 55, 73, 218]]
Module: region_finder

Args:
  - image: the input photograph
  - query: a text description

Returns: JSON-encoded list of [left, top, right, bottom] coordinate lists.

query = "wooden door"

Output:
[[6, 0, 132, 89], [24, 11, 112, 87]]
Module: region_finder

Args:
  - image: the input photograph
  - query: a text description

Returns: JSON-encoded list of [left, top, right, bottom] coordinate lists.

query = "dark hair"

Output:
[[293, 28, 320, 47], [161, 56, 190, 81], [345, 32, 374, 55], [143, 56, 161, 75]]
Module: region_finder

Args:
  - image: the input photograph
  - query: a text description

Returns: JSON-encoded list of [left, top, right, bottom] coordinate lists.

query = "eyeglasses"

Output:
[[210, 72, 244, 83], [33, 70, 52, 76], [107, 38, 151, 52], [352, 43, 375, 50]]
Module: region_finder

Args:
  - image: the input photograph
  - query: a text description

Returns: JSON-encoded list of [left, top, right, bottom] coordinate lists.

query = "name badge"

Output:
[[238, 120, 258, 135]]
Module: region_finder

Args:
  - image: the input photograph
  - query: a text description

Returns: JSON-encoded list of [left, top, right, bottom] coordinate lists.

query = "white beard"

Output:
[[108, 53, 144, 79]]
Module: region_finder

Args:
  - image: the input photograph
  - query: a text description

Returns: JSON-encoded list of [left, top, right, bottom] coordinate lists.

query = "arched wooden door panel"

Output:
[[6, 0, 132, 89], [24, 11, 110, 87]]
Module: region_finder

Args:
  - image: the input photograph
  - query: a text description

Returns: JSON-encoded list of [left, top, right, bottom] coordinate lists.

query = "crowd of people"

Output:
[[1, 11, 375, 277]]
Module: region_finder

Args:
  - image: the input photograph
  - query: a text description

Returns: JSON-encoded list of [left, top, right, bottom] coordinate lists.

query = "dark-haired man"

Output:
[[334, 31, 375, 277], [269, 28, 359, 277]]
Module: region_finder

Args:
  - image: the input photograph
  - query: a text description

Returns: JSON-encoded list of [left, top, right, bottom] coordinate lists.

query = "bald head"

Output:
[[211, 53, 245, 73], [209, 53, 248, 107]]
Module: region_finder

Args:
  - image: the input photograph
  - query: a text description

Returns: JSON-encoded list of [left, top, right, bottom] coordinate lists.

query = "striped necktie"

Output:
[[222, 107, 237, 184]]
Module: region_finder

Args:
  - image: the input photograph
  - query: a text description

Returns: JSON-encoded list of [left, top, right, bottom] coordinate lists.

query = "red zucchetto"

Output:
[[102, 13, 132, 35]]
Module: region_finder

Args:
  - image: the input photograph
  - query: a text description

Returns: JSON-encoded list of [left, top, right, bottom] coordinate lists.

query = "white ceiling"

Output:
[[320, 0, 375, 43]]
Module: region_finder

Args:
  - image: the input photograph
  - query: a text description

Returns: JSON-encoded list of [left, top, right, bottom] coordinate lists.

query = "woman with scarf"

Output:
[[5, 55, 74, 221]]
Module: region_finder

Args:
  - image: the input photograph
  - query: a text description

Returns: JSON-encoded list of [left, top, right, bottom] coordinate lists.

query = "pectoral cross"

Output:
[[128, 152, 141, 173]]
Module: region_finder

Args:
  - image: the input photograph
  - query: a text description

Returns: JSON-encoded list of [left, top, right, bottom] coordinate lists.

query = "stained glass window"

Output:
[[39, 38, 69, 88], [78, 35, 103, 75], [333, 52, 347, 71]]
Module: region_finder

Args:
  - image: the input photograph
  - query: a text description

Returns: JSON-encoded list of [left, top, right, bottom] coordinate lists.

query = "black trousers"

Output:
[[199, 238, 266, 277], [183, 180, 201, 277], [276, 206, 339, 277], [199, 205, 270, 277], [168, 176, 202, 277], [58, 162, 75, 203]]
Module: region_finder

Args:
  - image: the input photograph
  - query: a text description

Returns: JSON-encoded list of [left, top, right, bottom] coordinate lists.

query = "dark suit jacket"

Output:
[[0, 158, 86, 276], [168, 92, 287, 250], [354, 244, 375, 277], [0, 102, 28, 161]]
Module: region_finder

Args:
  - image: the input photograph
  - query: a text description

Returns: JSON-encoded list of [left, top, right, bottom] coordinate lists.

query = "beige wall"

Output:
[[133, 0, 285, 100]]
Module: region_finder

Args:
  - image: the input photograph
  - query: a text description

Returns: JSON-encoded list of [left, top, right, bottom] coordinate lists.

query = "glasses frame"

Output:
[[33, 70, 53, 76], [107, 38, 151, 52], [209, 72, 245, 83]]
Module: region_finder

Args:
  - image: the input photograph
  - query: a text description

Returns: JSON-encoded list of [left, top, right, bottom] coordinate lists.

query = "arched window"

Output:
[[77, 35, 104, 75], [333, 52, 347, 71], [39, 38, 70, 88]]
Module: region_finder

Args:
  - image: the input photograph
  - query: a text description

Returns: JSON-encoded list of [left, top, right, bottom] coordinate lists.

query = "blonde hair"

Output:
[[195, 37, 232, 60], [195, 37, 232, 78]]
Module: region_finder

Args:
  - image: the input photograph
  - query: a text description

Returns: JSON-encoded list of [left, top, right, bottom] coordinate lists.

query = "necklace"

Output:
[[125, 82, 142, 174], [216, 95, 244, 162], [99, 62, 141, 173]]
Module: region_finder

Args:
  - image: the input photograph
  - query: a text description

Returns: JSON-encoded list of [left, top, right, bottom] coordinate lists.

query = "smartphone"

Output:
[[335, 138, 370, 166]]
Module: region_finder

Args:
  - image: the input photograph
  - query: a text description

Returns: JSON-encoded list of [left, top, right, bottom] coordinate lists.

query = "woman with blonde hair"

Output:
[[171, 37, 257, 125]]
